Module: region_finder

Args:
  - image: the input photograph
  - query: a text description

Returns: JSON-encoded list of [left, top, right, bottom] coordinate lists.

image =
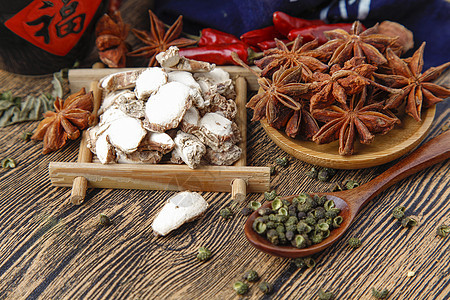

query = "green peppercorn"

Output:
[[275, 225, 286, 234], [297, 221, 312, 234], [324, 199, 336, 211], [325, 168, 337, 177], [243, 270, 259, 282], [330, 182, 344, 192], [304, 257, 316, 268], [401, 216, 418, 228], [348, 237, 362, 248], [345, 179, 360, 190], [286, 230, 295, 241], [318, 169, 331, 182], [297, 203, 312, 213], [316, 195, 327, 206], [436, 224, 450, 237], [241, 207, 253, 216], [197, 247, 212, 261], [392, 206, 406, 220], [258, 282, 273, 294], [304, 216, 316, 226], [311, 232, 323, 244], [266, 221, 275, 230], [268, 214, 277, 222], [286, 216, 298, 225], [278, 207, 288, 217], [316, 222, 329, 232], [372, 287, 389, 299], [313, 208, 326, 219], [266, 229, 279, 245], [219, 208, 233, 219], [292, 234, 307, 248], [1, 158, 16, 169], [99, 213, 112, 226], [233, 281, 249, 295], [249, 201, 262, 211], [292, 196, 301, 206], [261, 215, 270, 222], [271, 197, 283, 210], [333, 216, 344, 228], [305, 167, 318, 179], [276, 157, 289, 167], [278, 231, 287, 244], [297, 211, 306, 219], [323, 229, 331, 238], [293, 257, 306, 269], [258, 207, 272, 216], [253, 221, 267, 234], [288, 205, 297, 216], [318, 288, 335, 300], [264, 190, 277, 201]]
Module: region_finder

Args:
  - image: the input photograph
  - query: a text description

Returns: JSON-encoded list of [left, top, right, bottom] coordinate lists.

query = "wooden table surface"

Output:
[[0, 68, 449, 300]]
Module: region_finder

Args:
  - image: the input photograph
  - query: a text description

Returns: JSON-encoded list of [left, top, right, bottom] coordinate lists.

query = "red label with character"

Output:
[[5, 0, 102, 56]]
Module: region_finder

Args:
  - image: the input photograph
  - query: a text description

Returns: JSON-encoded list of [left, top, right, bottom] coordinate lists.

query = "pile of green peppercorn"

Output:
[[252, 193, 343, 248]]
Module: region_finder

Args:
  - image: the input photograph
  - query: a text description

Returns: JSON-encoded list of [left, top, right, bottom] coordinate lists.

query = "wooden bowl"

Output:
[[260, 106, 435, 169], [244, 196, 350, 258]]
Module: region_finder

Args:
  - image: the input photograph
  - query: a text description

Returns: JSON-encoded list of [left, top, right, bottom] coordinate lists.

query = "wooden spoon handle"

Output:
[[350, 130, 450, 214]]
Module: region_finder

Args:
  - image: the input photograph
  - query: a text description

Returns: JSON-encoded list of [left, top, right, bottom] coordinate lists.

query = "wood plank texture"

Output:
[[0, 68, 449, 300]]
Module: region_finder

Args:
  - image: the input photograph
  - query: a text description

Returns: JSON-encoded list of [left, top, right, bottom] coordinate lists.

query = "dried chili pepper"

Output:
[[287, 23, 357, 45], [256, 39, 290, 51], [198, 28, 242, 46], [240, 26, 283, 48], [273, 11, 325, 36], [179, 43, 255, 65]]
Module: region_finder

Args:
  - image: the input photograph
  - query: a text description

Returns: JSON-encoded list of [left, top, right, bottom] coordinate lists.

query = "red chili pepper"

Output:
[[240, 26, 283, 48], [198, 28, 242, 46], [179, 43, 250, 65], [287, 23, 357, 45], [273, 11, 325, 37], [257, 39, 290, 51]]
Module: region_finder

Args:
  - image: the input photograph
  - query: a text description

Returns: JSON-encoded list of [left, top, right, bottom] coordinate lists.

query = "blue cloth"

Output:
[[154, 0, 450, 69]]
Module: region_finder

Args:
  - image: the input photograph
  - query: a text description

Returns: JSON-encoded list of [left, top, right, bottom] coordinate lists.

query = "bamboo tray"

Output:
[[260, 106, 435, 169], [49, 67, 270, 204]]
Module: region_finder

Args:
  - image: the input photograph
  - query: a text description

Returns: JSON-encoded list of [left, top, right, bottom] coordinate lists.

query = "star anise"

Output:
[[95, 11, 130, 68], [128, 10, 197, 66], [32, 88, 93, 154], [307, 57, 400, 110], [374, 42, 450, 121], [312, 87, 400, 155], [254, 36, 328, 81], [318, 21, 397, 66]]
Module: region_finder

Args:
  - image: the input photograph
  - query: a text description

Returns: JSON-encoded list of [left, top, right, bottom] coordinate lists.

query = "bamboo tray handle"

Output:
[[70, 80, 102, 204]]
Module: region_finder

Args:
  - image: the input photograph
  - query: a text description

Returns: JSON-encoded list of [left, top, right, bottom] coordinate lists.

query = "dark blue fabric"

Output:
[[154, 0, 450, 69]]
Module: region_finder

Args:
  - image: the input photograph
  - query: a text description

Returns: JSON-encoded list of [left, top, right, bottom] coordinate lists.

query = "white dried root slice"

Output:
[[204, 144, 242, 166], [195, 68, 235, 98], [168, 71, 207, 109], [180, 106, 200, 133], [98, 107, 129, 125], [200, 92, 237, 120], [99, 69, 144, 91], [194, 112, 241, 151], [86, 123, 108, 152], [116, 96, 145, 119], [157, 46, 215, 72], [134, 67, 168, 100], [138, 131, 175, 154], [171, 131, 206, 169], [117, 149, 163, 164], [96, 133, 117, 164], [145, 82, 192, 132], [152, 191, 208, 236], [107, 116, 147, 154], [99, 90, 135, 115]]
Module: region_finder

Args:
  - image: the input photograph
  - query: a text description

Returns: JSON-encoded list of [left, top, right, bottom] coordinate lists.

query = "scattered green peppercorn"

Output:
[[258, 282, 272, 294], [219, 207, 233, 219], [271, 197, 283, 210], [249, 201, 262, 211], [276, 157, 289, 167], [401, 216, 418, 228], [436, 224, 450, 237], [21, 131, 33, 141], [99, 213, 112, 226], [270, 166, 276, 176], [330, 182, 344, 192], [293, 257, 306, 269], [392, 206, 406, 220], [197, 247, 212, 261], [318, 169, 331, 182], [372, 287, 389, 299], [1, 158, 16, 169], [348, 237, 362, 249], [318, 288, 335, 300], [304, 257, 316, 268], [306, 167, 318, 179], [241, 207, 253, 216], [233, 281, 248, 295], [243, 270, 259, 282], [344, 179, 360, 189], [264, 190, 277, 201]]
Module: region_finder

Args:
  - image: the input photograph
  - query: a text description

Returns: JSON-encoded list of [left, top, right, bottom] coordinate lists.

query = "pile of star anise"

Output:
[[237, 21, 450, 155]]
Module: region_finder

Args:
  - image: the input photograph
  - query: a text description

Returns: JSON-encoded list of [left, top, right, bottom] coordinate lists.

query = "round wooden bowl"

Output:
[[260, 106, 435, 169]]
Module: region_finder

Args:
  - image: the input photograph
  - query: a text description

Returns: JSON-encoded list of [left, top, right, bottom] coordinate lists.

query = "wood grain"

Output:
[[0, 68, 448, 300]]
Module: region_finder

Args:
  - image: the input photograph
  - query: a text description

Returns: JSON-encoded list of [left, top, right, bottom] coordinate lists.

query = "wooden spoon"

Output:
[[245, 130, 450, 258]]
